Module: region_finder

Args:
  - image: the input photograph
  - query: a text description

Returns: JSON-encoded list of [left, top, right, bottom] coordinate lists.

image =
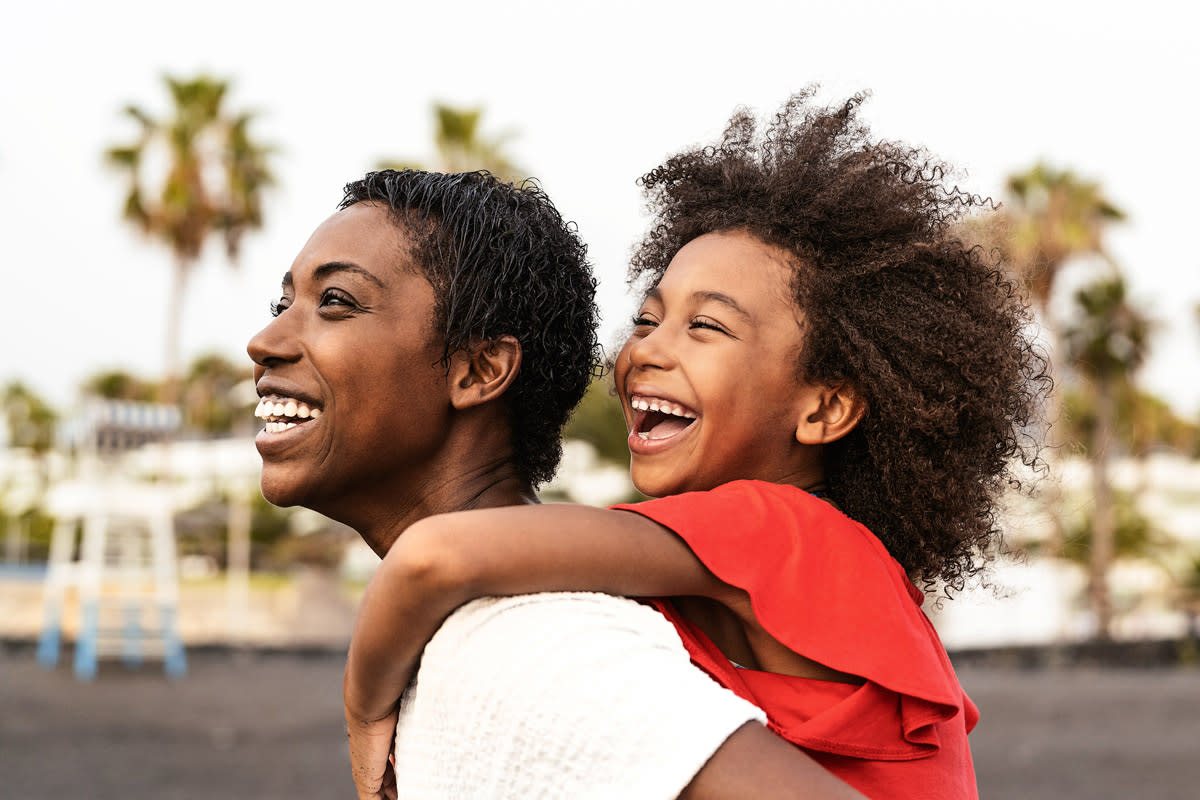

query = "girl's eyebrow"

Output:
[[693, 290, 751, 320], [647, 286, 752, 321]]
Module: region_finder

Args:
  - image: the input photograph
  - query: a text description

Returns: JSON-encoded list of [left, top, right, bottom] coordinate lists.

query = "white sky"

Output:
[[2, 0, 1198, 416]]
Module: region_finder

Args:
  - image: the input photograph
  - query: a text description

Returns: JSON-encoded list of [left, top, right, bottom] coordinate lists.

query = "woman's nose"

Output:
[[246, 311, 301, 369]]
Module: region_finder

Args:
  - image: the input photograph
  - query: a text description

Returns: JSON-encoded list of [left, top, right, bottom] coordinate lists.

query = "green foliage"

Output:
[[2, 382, 58, 452], [1062, 275, 1153, 381], [82, 369, 161, 402], [378, 102, 526, 183], [1003, 163, 1125, 309], [80, 353, 254, 435], [106, 74, 275, 264], [1057, 493, 1170, 567], [1060, 385, 1199, 458], [0, 510, 56, 561], [183, 353, 254, 435], [563, 378, 630, 467]]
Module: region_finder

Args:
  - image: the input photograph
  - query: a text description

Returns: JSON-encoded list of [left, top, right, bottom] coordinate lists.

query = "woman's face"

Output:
[[246, 203, 452, 526]]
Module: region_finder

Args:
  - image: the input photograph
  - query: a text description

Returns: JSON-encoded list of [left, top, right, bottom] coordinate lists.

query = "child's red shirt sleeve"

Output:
[[612, 480, 980, 799]]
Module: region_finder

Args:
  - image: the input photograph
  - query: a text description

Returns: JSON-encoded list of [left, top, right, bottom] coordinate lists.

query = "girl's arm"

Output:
[[345, 503, 737, 720], [343, 503, 742, 799]]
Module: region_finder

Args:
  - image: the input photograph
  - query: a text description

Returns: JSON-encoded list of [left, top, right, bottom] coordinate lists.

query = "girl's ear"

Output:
[[794, 382, 867, 445], [448, 336, 522, 410]]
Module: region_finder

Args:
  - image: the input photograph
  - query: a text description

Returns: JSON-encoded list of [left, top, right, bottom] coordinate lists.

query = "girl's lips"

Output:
[[626, 412, 697, 456]]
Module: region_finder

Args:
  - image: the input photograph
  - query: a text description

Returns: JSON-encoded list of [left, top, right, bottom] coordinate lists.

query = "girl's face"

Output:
[[614, 230, 827, 498], [246, 203, 452, 531]]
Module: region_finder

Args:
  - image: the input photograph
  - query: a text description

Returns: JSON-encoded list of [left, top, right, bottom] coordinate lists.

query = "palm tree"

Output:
[[1001, 164, 1126, 555], [106, 74, 274, 403], [1061, 274, 1153, 639], [379, 103, 526, 183]]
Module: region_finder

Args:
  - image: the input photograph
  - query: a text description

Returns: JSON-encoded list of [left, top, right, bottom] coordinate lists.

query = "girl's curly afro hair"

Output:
[[631, 90, 1049, 590]]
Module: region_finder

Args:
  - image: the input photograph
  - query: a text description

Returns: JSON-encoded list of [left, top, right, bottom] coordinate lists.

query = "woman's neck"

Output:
[[355, 456, 536, 557]]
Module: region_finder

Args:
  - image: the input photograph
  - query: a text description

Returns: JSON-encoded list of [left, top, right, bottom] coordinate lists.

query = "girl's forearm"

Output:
[[344, 530, 474, 724]]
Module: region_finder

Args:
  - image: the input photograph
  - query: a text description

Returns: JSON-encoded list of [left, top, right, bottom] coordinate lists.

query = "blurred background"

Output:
[[1, 1, 1198, 798]]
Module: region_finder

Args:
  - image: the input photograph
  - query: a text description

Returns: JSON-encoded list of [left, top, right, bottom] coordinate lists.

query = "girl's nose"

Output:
[[625, 324, 676, 372]]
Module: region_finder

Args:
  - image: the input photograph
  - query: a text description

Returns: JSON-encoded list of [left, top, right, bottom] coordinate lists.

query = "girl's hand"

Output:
[[345, 707, 399, 800]]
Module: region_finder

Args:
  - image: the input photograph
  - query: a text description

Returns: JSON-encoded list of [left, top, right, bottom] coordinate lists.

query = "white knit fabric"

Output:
[[392, 592, 765, 799]]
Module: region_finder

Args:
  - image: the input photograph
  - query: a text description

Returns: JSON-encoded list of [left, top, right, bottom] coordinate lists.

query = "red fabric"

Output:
[[613, 480, 979, 799]]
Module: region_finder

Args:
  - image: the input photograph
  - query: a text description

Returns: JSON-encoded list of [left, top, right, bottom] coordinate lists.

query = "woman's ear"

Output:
[[794, 382, 867, 445], [448, 336, 522, 410]]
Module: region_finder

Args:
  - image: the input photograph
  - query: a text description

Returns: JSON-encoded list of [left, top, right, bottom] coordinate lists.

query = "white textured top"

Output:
[[393, 592, 765, 799]]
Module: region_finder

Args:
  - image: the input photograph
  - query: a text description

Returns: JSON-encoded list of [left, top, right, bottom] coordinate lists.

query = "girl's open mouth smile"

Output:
[[628, 394, 697, 451]]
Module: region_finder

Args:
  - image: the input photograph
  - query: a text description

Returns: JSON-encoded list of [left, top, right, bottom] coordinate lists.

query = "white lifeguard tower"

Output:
[[37, 401, 187, 679]]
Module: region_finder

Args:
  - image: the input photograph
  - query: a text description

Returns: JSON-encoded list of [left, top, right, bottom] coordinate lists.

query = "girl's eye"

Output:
[[689, 317, 727, 334], [269, 298, 290, 318], [631, 315, 658, 328]]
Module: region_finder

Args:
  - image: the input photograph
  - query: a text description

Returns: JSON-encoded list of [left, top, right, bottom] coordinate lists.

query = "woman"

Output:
[[247, 170, 864, 799]]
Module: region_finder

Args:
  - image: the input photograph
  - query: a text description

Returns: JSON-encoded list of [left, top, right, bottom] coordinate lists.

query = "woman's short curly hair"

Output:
[[342, 170, 602, 488], [631, 90, 1050, 589]]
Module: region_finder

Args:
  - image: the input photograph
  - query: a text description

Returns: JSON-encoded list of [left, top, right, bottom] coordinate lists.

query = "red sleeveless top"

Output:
[[613, 480, 979, 799]]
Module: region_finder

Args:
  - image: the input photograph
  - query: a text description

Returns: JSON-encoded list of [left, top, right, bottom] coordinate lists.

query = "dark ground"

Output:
[[2, 643, 1198, 799]]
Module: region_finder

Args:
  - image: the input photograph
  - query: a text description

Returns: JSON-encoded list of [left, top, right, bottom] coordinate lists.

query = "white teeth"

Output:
[[631, 396, 696, 419], [255, 396, 324, 424]]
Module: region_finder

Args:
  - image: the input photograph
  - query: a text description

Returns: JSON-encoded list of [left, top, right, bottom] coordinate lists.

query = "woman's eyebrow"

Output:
[[312, 261, 386, 288]]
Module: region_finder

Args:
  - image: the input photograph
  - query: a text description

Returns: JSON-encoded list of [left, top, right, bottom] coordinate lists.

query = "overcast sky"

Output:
[[3, 0, 1197, 416]]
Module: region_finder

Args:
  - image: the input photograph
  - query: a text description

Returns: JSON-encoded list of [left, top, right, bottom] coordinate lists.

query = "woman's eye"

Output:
[[269, 298, 290, 318], [320, 289, 357, 309], [631, 315, 658, 328]]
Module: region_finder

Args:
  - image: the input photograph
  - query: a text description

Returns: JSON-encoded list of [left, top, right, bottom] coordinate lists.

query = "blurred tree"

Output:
[[1062, 274, 1153, 639], [106, 74, 274, 402], [1, 382, 58, 453], [82, 369, 160, 402], [563, 378, 630, 468], [183, 353, 254, 435], [1178, 553, 1200, 642], [1061, 386, 1199, 458], [998, 164, 1126, 556], [379, 103, 526, 183]]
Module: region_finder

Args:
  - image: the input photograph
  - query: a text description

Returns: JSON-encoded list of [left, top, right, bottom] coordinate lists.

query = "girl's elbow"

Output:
[[385, 518, 477, 599]]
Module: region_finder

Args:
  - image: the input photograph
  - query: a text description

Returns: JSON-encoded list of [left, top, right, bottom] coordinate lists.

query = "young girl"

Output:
[[344, 90, 1046, 799]]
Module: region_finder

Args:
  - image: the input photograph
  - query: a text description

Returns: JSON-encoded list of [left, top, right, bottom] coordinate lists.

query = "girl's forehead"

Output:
[[654, 232, 797, 306]]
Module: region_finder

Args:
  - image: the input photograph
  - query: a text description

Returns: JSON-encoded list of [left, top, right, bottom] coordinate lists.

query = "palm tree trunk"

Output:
[[162, 255, 191, 406], [1090, 379, 1117, 640], [1042, 321, 1066, 557]]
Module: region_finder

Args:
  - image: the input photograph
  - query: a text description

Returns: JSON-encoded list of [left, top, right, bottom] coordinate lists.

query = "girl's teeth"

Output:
[[310, 408, 322, 419], [297, 404, 310, 418], [284, 400, 297, 417], [272, 401, 285, 416]]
